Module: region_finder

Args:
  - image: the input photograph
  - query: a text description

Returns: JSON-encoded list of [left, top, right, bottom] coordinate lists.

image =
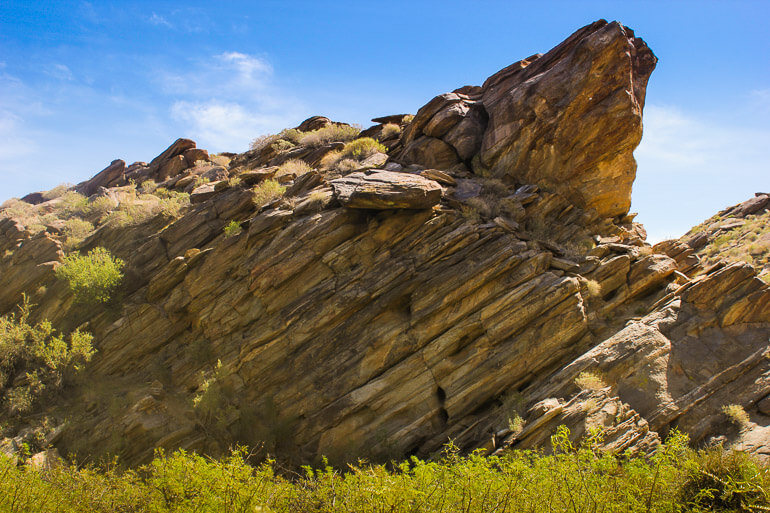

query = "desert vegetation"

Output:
[[1, 428, 768, 512], [55, 247, 124, 304], [0, 297, 94, 418]]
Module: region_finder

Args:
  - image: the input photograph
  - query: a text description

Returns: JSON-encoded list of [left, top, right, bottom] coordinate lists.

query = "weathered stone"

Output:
[[239, 168, 277, 186], [479, 21, 656, 218], [20, 192, 46, 205], [331, 171, 442, 209], [75, 159, 126, 196], [420, 169, 456, 186], [157, 155, 188, 181], [371, 114, 412, 125], [399, 136, 460, 170], [190, 182, 219, 204], [296, 115, 332, 132], [148, 138, 196, 173], [183, 148, 210, 167]]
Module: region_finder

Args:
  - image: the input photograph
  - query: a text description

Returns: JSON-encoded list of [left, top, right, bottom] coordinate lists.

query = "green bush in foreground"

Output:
[[0, 427, 768, 512], [55, 247, 124, 304]]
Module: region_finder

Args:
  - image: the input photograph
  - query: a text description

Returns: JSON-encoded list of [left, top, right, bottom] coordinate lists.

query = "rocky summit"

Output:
[[1, 20, 768, 468]]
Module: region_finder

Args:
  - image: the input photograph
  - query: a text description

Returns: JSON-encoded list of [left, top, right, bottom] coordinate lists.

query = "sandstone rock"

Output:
[[20, 192, 46, 205], [183, 148, 210, 167], [420, 169, 456, 186], [330, 171, 442, 209], [296, 115, 332, 132], [157, 155, 188, 181], [239, 168, 277, 186], [371, 114, 412, 125], [399, 137, 460, 170], [75, 159, 126, 196], [190, 182, 219, 204]]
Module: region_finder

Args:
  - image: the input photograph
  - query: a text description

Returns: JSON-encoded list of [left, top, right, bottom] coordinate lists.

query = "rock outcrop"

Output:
[[0, 20, 767, 469], [392, 20, 656, 219]]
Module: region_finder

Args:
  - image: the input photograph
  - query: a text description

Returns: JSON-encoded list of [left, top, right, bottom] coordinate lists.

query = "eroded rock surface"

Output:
[[0, 20, 767, 468]]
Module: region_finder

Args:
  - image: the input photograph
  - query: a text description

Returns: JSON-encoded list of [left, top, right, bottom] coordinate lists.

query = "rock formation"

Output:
[[0, 20, 768, 468]]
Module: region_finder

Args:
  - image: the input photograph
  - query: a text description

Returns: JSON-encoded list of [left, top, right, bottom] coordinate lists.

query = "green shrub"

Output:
[[278, 128, 304, 144], [223, 220, 242, 238], [299, 124, 360, 147], [270, 139, 295, 153], [277, 159, 312, 177], [42, 183, 73, 200], [381, 123, 402, 139], [0, 298, 94, 416], [3, 426, 768, 512], [61, 219, 94, 251], [55, 247, 124, 304], [253, 179, 285, 207], [58, 192, 89, 218], [86, 196, 115, 220], [340, 137, 387, 159]]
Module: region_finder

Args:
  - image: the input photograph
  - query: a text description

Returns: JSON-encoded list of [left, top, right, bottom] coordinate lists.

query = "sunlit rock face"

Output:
[[2, 20, 769, 468]]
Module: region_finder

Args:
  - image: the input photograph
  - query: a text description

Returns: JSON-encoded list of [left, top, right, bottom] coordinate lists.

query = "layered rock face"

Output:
[[1, 20, 768, 467], [392, 20, 656, 219]]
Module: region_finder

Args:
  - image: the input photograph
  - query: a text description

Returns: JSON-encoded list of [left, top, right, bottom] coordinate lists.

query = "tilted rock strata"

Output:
[[0, 20, 768, 467]]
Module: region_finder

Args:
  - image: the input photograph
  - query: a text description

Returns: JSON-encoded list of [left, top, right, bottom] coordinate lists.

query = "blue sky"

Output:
[[1, 1, 768, 241]]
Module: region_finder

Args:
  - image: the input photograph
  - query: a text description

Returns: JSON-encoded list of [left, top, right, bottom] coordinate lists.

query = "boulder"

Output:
[[183, 148, 210, 167], [296, 116, 332, 132], [331, 170, 442, 209], [399, 137, 460, 170], [75, 159, 126, 196]]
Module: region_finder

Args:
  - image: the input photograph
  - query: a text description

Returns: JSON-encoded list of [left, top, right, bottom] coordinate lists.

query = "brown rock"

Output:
[[296, 116, 332, 132], [239, 168, 277, 186], [190, 182, 219, 204], [183, 148, 210, 167], [149, 138, 195, 168], [371, 114, 412, 124], [479, 21, 656, 218], [399, 137, 460, 170], [20, 192, 46, 205], [331, 170, 442, 209], [75, 159, 127, 196], [157, 155, 188, 181]]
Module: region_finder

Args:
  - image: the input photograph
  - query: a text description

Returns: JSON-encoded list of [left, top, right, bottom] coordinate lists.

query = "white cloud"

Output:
[[170, 100, 290, 151], [160, 51, 300, 151], [47, 64, 74, 81], [159, 51, 273, 98], [148, 12, 173, 28], [633, 103, 770, 243]]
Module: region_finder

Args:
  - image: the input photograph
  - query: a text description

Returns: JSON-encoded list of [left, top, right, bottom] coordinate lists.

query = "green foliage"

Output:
[[722, 404, 750, 428], [253, 179, 285, 207], [55, 247, 124, 304], [61, 218, 95, 251], [277, 159, 312, 177], [340, 137, 387, 159], [42, 183, 73, 200], [380, 122, 402, 139], [1, 427, 768, 512], [0, 298, 94, 417], [223, 220, 243, 238], [299, 124, 360, 147]]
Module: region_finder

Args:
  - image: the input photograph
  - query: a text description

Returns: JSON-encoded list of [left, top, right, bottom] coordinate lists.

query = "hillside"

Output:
[[0, 19, 768, 472]]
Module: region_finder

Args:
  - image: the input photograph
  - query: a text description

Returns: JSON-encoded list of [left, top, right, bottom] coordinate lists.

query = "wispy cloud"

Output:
[[148, 12, 173, 28], [159, 51, 300, 151], [633, 103, 770, 243], [46, 63, 74, 81]]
